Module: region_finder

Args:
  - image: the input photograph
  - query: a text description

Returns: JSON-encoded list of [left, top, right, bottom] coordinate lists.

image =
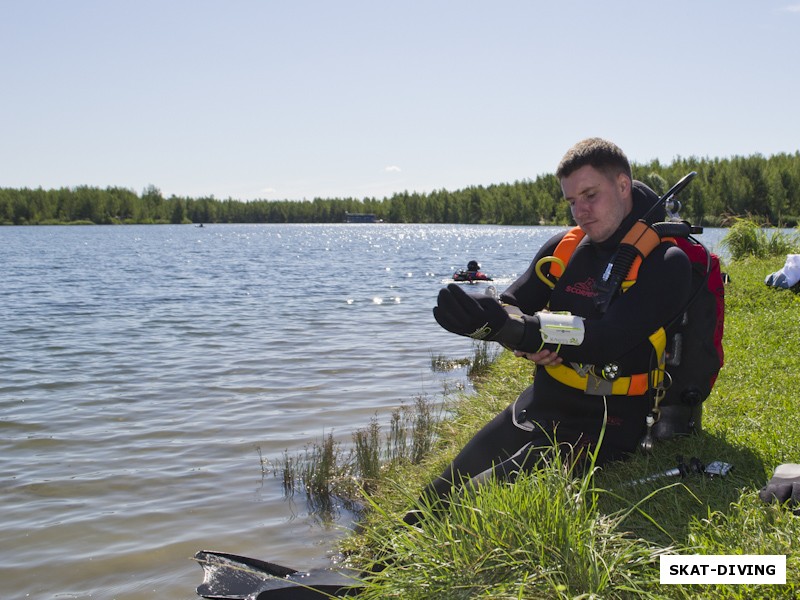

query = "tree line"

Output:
[[2, 152, 800, 226]]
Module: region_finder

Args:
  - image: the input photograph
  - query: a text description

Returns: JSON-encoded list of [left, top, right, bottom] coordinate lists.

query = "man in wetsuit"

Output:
[[410, 138, 692, 519]]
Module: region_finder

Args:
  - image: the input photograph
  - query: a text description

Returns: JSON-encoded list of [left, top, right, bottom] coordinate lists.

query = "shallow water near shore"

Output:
[[0, 223, 731, 599]]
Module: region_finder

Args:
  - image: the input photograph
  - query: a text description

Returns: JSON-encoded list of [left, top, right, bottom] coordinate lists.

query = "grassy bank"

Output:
[[341, 254, 800, 599]]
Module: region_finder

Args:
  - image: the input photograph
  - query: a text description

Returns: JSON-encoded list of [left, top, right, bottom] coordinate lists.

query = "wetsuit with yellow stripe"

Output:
[[502, 182, 690, 458], [414, 183, 692, 509]]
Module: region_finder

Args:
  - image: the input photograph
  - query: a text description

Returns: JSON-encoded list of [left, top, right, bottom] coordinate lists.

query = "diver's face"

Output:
[[561, 165, 632, 242]]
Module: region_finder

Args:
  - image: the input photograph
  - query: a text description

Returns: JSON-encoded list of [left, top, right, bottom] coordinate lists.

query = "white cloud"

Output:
[[384, 165, 402, 173], [784, 3, 800, 11], [261, 187, 277, 194]]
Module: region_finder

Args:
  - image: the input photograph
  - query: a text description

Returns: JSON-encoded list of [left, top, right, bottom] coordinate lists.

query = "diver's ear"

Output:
[[616, 172, 631, 197]]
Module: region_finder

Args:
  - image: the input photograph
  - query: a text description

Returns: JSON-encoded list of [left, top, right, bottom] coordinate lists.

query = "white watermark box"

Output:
[[661, 555, 786, 585]]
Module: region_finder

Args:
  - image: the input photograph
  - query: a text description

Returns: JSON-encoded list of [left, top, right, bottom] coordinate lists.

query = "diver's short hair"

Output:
[[556, 138, 632, 182]]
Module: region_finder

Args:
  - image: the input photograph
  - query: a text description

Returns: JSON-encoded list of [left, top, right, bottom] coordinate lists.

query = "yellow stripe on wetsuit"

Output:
[[544, 327, 667, 396]]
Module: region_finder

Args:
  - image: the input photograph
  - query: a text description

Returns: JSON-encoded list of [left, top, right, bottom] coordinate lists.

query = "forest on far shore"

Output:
[[3, 152, 800, 227]]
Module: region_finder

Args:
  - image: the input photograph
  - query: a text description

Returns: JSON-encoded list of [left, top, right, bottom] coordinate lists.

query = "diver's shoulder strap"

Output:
[[549, 227, 586, 279], [543, 223, 675, 288]]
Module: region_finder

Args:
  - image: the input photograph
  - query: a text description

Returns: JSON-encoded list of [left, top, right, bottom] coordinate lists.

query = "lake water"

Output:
[[0, 223, 731, 599]]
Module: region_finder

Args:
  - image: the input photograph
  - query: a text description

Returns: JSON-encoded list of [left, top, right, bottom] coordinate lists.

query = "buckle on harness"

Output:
[[586, 372, 614, 395]]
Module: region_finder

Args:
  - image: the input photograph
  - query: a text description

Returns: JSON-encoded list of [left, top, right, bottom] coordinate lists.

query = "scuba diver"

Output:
[[453, 260, 493, 282], [406, 138, 693, 524]]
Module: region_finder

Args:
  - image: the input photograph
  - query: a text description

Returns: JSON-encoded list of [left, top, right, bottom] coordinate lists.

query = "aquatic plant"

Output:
[[273, 393, 446, 516], [721, 217, 799, 260]]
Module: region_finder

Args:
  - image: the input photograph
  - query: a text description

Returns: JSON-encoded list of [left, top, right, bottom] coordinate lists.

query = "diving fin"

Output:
[[194, 550, 363, 599]]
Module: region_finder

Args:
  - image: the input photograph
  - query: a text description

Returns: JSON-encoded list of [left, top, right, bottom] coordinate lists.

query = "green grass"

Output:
[[342, 254, 800, 598]]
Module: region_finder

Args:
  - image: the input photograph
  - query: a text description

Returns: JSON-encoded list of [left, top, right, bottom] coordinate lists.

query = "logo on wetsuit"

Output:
[[565, 277, 598, 298]]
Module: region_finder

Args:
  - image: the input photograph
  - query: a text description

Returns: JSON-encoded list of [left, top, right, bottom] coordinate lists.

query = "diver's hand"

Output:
[[433, 284, 509, 340], [514, 348, 563, 367]]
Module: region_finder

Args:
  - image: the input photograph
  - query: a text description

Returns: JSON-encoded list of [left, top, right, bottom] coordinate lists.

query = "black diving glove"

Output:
[[758, 463, 800, 513], [433, 283, 524, 347]]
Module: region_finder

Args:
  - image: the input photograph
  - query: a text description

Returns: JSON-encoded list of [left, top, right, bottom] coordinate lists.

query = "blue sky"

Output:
[[2, 0, 799, 201]]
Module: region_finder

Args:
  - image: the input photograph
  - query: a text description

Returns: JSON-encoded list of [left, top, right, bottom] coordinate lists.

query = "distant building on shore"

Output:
[[344, 212, 380, 223]]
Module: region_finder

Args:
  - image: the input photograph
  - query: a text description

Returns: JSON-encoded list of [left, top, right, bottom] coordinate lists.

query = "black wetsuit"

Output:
[[416, 182, 692, 509]]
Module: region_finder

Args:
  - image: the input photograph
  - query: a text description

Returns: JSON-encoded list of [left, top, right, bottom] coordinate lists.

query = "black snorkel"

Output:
[[593, 171, 698, 314]]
